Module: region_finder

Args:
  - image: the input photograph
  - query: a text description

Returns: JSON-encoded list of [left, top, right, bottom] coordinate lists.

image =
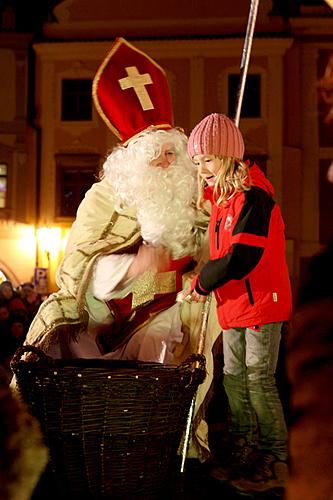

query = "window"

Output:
[[59, 168, 96, 217], [228, 74, 261, 119], [61, 79, 92, 121], [56, 154, 100, 218], [0, 163, 7, 208]]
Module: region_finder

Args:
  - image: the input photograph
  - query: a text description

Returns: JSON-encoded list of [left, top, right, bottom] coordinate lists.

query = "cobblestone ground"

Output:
[[167, 459, 284, 500]]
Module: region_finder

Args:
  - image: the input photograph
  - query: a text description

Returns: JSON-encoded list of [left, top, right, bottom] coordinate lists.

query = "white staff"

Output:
[[180, 0, 261, 473], [234, 0, 260, 127]]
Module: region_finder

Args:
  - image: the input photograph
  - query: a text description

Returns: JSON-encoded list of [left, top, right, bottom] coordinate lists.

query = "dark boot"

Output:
[[210, 437, 258, 483]]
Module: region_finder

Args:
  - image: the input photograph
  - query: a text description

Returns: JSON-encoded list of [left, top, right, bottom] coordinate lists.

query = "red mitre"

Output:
[[92, 37, 174, 145]]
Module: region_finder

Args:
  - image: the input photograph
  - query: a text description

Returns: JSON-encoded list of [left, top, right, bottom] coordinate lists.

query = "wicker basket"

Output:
[[11, 346, 205, 500]]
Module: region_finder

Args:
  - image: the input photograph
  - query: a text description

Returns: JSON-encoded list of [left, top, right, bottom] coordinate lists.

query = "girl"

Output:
[[181, 113, 292, 494]]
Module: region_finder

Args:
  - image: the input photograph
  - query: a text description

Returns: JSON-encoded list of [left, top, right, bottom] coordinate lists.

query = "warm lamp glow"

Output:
[[37, 227, 62, 259], [61, 229, 70, 253], [18, 225, 36, 257]]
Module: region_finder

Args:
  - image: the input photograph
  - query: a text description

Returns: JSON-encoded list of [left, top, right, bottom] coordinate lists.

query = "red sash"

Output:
[[100, 256, 193, 353]]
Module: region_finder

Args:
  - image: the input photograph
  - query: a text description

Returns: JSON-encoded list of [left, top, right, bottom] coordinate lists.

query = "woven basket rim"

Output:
[[11, 345, 206, 379]]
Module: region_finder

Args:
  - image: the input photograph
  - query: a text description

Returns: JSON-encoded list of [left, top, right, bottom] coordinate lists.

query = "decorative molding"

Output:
[[290, 16, 333, 36], [43, 16, 259, 39], [34, 38, 294, 61]]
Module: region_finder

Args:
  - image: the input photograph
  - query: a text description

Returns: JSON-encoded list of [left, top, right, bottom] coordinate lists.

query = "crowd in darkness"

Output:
[[0, 280, 43, 379]]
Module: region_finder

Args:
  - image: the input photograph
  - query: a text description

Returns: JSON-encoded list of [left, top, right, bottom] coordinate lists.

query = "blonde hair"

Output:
[[197, 156, 251, 208]]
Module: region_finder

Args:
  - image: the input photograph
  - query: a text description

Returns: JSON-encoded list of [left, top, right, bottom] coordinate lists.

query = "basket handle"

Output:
[[10, 345, 52, 371]]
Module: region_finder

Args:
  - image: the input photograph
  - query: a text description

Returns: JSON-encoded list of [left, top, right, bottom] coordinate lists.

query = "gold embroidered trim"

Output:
[[123, 124, 173, 147], [131, 270, 176, 309]]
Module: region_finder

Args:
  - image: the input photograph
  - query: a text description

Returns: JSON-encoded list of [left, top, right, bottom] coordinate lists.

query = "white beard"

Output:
[[134, 162, 197, 258], [103, 131, 197, 259]]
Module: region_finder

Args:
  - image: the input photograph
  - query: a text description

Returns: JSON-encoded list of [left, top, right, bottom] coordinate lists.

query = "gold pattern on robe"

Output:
[[131, 270, 176, 309]]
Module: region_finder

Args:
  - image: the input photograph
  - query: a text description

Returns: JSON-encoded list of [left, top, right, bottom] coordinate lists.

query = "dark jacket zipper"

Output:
[[215, 218, 222, 250], [245, 278, 254, 305]]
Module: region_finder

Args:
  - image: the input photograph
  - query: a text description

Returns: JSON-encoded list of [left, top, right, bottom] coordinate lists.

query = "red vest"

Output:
[[103, 256, 192, 351]]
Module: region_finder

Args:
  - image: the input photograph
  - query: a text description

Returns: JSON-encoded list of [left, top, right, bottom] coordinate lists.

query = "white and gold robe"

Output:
[[24, 176, 221, 461]]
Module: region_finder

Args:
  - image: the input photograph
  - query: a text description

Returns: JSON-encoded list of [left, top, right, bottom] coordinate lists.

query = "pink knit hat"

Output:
[[188, 113, 244, 159]]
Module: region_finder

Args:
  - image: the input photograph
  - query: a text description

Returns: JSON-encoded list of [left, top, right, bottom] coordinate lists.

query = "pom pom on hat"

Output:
[[188, 113, 244, 160]]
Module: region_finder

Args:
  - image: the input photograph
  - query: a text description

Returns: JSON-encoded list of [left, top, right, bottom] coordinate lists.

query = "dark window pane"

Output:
[[62, 187, 75, 217], [228, 74, 261, 119], [56, 154, 100, 218], [58, 167, 96, 217], [61, 79, 92, 121]]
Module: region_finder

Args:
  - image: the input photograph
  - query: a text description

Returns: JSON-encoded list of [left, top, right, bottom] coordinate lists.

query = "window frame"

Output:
[[61, 78, 93, 122], [56, 68, 98, 135], [227, 73, 262, 120], [218, 65, 267, 129]]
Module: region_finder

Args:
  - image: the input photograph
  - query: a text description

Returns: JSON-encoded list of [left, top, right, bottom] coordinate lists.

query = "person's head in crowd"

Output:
[[20, 282, 40, 304], [0, 281, 15, 301], [187, 112, 249, 208], [8, 315, 28, 340], [0, 304, 9, 323]]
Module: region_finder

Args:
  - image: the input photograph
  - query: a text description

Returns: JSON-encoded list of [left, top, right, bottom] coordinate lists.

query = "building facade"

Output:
[[0, 0, 332, 294]]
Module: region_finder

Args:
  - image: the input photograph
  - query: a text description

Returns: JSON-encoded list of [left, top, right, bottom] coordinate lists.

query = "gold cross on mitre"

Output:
[[119, 66, 154, 111]]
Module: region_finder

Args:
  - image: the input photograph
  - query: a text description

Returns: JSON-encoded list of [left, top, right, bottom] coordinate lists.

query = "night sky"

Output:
[[0, 0, 61, 34]]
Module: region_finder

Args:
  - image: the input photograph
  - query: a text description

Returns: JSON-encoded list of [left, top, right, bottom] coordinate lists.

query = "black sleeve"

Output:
[[195, 243, 264, 293], [195, 187, 274, 294]]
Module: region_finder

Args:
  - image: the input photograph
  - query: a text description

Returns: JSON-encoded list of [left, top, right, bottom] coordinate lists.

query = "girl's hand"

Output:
[[176, 287, 207, 303]]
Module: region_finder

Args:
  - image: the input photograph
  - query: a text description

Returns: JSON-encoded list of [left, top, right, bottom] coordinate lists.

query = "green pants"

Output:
[[223, 322, 288, 460]]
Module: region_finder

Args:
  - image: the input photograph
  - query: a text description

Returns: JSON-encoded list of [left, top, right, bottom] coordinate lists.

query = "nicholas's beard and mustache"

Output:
[[108, 160, 197, 259]]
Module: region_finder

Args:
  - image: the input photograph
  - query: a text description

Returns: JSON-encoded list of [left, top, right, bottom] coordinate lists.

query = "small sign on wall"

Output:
[[34, 267, 48, 295]]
